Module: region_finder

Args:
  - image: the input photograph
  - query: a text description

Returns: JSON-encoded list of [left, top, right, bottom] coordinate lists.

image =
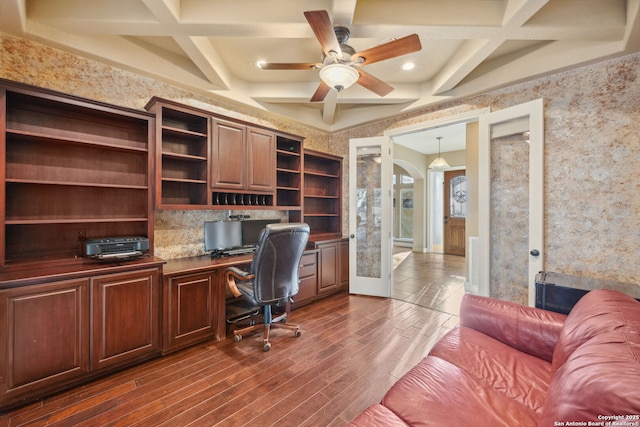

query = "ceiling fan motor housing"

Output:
[[322, 43, 356, 65]]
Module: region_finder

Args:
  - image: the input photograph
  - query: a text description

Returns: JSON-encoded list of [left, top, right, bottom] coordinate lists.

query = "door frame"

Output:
[[478, 98, 544, 306], [388, 109, 488, 251]]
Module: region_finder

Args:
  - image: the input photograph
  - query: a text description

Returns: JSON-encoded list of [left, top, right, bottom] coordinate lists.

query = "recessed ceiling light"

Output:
[[402, 62, 415, 71]]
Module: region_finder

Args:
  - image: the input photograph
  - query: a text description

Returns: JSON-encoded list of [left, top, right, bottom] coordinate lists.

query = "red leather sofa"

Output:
[[350, 289, 640, 426]]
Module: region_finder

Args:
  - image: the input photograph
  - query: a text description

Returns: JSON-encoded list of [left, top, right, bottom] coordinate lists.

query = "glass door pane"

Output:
[[355, 147, 382, 278]]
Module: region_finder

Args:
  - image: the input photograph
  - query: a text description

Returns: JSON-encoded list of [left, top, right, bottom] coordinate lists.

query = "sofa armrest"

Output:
[[460, 293, 566, 362]]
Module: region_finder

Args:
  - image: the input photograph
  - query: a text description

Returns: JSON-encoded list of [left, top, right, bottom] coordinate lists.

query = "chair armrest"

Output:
[[460, 293, 567, 362], [225, 267, 255, 298]]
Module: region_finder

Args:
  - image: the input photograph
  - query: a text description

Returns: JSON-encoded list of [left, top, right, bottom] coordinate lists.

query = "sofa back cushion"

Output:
[[551, 289, 639, 370], [540, 289, 640, 425]]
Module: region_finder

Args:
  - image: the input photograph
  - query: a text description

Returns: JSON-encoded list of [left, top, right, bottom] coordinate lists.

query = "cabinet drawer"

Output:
[[299, 252, 317, 278], [296, 275, 317, 302]]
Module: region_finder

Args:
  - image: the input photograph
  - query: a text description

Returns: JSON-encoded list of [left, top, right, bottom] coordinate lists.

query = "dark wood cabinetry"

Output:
[[163, 270, 220, 354], [317, 242, 339, 294], [0, 82, 347, 410], [148, 100, 210, 208], [315, 238, 349, 296], [303, 150, 343, 235], [0, 278, 90, 405], [295, 250, 318, 306], [1, 80, 154, 265], [161, 255, 253, 354], [276, 136, 303, 215], [0, 261, 163, 410], [91, 269, 161, 370], [211, 121, 276, 204], [146, 97, 302, 211], [211, 119, 246, 190]]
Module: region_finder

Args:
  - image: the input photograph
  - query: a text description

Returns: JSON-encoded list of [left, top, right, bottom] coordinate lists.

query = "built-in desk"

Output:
[[161, 238, 348, 353], [535, 271, 640, 314], [162, 253, 253, 354]]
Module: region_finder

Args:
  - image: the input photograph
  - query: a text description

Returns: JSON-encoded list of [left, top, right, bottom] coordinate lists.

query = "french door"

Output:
[[348, 136, 393, 297], [478, 98, 544, 306]]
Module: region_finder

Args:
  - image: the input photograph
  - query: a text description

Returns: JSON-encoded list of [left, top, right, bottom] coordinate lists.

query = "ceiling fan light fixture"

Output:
[[319, 63, 359, 92]]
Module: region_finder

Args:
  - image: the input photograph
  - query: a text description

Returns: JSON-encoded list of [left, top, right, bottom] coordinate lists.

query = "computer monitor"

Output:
[[204, 221, 241, 251], [241, 219, 281, 247]]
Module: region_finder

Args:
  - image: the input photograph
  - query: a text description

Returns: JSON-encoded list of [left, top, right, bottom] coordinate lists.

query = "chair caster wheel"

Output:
[[263, 342, 271, 352], [234, 334, 242, 342], [295, 330, 301, 338]]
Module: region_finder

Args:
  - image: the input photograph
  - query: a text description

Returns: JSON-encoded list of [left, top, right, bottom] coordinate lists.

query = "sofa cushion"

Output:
[[430, 326, 554, 414], [541, 290, 640, 425], [461, 293, 566, 362], [552, 289, 640, 370], [380, 356, 539, 426]]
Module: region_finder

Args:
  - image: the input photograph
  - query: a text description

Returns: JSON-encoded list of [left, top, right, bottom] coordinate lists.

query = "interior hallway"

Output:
[[392, 247, 466, 316]]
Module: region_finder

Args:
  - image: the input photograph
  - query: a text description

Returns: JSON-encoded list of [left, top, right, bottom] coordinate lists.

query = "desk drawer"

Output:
[[299, 252, 317, 278], [296, 275, 317, 302]]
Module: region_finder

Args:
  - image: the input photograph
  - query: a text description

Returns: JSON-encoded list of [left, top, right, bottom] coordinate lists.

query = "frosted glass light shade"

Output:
[[429, 157, 450, 169], [319, 64, 359, 92]]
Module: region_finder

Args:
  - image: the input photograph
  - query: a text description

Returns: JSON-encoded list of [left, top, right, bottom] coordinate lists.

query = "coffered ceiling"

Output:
[[1, 0, 638, 131]]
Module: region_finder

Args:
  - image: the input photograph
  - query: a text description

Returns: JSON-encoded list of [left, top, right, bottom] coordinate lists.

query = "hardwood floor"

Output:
[[393, 249, 466, 316], [0, 253, 464, 426]]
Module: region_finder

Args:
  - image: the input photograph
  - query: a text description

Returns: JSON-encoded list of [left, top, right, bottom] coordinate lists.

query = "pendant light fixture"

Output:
[[429, 136, 450, 169]]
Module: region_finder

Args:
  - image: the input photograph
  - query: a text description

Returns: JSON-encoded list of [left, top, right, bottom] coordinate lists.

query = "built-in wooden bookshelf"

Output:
[[146, 99, 210, 208], [303, 150, 342, 236], [276, 135, 303, 221], [1, 80, 154, 265]]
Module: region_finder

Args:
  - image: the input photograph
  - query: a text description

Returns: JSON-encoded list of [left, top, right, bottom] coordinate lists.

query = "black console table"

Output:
[[535, 271, 640, 314]]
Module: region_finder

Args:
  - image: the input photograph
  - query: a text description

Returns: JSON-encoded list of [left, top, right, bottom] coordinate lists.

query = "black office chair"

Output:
[[226, 222, 310, 351]]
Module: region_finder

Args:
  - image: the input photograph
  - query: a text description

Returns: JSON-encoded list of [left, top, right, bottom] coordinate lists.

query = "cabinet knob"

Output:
[[530, 249, 540, 256], [350, 234, 355, 239]]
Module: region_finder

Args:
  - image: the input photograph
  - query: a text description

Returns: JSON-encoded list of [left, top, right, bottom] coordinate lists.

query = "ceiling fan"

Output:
[[258, 10, 422, 102]]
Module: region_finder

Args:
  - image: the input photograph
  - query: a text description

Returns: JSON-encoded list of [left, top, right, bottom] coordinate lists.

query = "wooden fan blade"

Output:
[[356, 70, 394, 97], [259, 63, 319, 70], [310, 81, 331, 102], [352, 34, 421, 65], [304, 10, 341, 57]]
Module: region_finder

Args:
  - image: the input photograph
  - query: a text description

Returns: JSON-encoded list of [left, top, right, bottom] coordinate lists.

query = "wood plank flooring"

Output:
[[0, 292, 458, 426], [393, 250, 466, 316]]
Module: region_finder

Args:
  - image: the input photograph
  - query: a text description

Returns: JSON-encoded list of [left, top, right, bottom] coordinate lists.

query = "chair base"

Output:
[[232, 310, 300, 352]]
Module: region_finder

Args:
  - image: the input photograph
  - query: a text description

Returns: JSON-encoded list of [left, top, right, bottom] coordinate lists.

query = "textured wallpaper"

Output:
[[329, 54, 640, 301], [1, 33, 638, 301]]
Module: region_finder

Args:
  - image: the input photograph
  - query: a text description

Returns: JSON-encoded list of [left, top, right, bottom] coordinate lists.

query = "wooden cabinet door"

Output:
[[92, 268, 161, 370], [164, 271, 218, 353], [317, 243, 338, 294], [247, 127, 275, 192], [0, 279, 90, 405], [212, 120, 246, 190]]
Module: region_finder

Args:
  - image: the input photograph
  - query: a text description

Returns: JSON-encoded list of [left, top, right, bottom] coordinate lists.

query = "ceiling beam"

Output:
[[431, 0, 550, 95], [322, 91, 338, 124]]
